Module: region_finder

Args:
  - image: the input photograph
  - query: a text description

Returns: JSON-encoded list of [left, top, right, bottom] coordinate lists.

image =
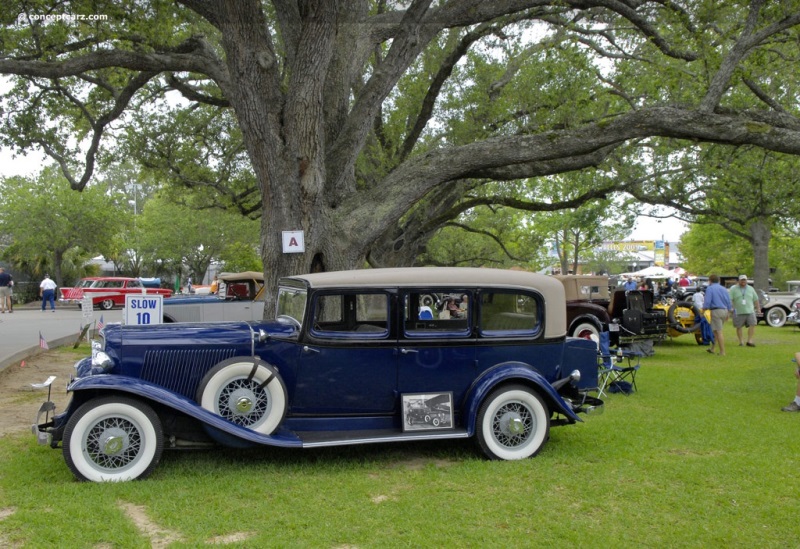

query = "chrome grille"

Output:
[[141, 348, 237, 399]]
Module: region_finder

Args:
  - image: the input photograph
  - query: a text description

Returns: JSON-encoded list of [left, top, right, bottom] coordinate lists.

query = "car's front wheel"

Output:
[[765, 307, 787, 328], [99, 298, 115, 310], [63, 396, 164, 482], [197, 359, 287, 435], [476, 384, 549, 460]]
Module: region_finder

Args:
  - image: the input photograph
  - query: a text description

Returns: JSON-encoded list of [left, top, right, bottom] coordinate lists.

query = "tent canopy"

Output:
[[618, 266, 675, 279]]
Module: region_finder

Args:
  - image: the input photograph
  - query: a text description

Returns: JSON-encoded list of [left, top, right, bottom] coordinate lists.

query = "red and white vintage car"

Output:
[[60, 277, 173, 310]]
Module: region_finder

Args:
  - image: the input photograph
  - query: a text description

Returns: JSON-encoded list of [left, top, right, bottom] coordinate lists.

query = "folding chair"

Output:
[[596, 334, 640, 397]]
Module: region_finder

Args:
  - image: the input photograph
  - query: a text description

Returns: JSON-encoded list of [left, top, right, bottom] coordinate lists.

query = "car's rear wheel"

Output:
[[100, 298, 114, 310], [63, 396, 163, 482], [570, 321, 600, 342], [197, 359, 287, 435], [476, 384, 549, 460]]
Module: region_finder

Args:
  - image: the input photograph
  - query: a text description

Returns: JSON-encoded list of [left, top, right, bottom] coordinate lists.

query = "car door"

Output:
[[220, 279, 267, 321], [475, 289, 555, 379], [291, 290, 397, 414], [396, 291, 476, 408]]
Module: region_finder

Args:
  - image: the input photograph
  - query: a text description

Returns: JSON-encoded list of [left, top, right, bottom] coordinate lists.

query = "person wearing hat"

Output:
[[39, 274, 57, 312], [728, 274, 761, 347]]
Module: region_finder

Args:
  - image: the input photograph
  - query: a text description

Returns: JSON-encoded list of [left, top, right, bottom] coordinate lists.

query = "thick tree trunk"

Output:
[[749, 220, 771, 291]]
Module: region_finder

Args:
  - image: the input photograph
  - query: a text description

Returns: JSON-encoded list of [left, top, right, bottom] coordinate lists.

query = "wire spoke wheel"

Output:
[[63, 396, 163, 482], [216, 377, 271, 428], [198, 359, 288, 435], [477, 384, 549, 461], [491, 401, 535, 449]]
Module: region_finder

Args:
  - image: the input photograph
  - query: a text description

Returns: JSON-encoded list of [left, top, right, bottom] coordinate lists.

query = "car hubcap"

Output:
[[86, 420, 139, 469], [493, 402, 533, 448], [219, 379, 270, 427]]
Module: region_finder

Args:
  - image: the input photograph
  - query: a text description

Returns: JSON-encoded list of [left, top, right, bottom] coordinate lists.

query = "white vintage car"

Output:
[[761, 281, 800, 327], [162, 271, 266, 322]]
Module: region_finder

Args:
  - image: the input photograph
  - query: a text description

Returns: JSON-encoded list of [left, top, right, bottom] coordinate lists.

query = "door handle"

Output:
[[303, 346, 320, 354], [400, 348, 419, 355]]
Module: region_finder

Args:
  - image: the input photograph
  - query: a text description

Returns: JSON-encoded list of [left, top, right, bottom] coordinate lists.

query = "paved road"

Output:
[[0, 303, 123, 374]]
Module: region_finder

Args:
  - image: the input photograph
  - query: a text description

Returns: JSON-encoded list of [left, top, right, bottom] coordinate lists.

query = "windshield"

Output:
[[276, 286, 307, 326]]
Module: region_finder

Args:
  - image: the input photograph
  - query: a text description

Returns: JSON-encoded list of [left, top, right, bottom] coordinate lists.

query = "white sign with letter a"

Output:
[[282, 230, 305, 253]]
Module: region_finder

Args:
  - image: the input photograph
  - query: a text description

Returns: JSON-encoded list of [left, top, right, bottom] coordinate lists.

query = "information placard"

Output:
[[124, 294, 163, 325], [81, 296, 94, 320]]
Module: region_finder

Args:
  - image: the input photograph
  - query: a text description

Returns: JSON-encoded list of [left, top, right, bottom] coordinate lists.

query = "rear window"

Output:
[[479, 291, 541, 336]]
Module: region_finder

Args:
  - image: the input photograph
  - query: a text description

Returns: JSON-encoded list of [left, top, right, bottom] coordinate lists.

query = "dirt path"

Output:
[[0, 351, 77, 436]]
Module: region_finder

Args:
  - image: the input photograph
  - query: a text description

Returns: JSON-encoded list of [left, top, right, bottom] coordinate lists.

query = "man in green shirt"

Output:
[[728, 274, 762, 347]]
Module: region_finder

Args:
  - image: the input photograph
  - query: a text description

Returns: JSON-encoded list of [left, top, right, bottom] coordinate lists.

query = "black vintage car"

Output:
[[555, 275, 667, 347]]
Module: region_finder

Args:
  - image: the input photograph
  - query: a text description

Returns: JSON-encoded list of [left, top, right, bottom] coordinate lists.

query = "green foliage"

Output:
[[682, 221, 800, 285], [137, 197, 260, 281], [0, 167, 124, 284], [680, 221, 753, 276]]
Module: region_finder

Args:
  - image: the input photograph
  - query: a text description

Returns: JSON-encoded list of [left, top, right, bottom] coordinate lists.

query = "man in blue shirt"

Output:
[[623, 277, 637, 291], [703, 274, 733, 356]]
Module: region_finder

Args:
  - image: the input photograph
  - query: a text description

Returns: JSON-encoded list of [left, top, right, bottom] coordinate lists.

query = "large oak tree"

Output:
[[2, 0, 800, 308]]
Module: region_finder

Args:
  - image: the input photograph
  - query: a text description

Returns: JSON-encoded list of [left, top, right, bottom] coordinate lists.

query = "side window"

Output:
[[403, 291, 471, 337], [311, 292, 389, 338], [479, 291, 541, 336]]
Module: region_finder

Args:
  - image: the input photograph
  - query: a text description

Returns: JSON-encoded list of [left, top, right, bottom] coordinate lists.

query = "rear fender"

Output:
[[462, 362, 580, 435], [67, 376, 301, 448]]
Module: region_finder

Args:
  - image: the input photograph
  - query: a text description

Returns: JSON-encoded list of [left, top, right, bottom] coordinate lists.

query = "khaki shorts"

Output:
[[0, 287, 10, 298], [732, 313, 757, 328], [709, 309, 728, 331]]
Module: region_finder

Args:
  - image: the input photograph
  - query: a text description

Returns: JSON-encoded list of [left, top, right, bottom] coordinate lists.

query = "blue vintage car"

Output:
[[33, 267, 602, 482]]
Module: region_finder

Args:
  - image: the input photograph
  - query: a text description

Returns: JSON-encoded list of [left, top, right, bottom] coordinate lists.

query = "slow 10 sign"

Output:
[[124, 295, 163, 325]]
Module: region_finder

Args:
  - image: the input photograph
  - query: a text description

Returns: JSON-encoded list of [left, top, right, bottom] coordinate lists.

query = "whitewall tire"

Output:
[[197, 359, 287, 435], [477, 385, 549, 461], [63, 396, 164, 482]]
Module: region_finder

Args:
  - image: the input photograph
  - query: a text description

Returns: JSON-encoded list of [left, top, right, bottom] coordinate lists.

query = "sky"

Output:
[[628, 214, 687, 243]]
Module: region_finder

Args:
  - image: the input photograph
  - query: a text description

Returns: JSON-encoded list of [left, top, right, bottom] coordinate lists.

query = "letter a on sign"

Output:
[[282, 230, 306, 253]]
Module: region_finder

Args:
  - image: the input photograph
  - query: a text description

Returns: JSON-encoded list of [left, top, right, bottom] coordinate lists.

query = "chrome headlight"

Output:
[[92, 351, 114, 373]]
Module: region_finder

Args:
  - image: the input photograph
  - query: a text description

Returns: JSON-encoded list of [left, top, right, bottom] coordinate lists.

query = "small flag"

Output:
[[20, 360, 26, 368], [97, 315, 105, 332], [39, 331, 49, 350]]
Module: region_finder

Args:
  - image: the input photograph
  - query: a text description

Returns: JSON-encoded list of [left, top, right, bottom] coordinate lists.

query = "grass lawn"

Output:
[[2, 324, 799, 547]]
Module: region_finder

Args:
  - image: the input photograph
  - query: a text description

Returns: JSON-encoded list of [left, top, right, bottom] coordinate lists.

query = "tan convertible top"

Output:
[[284, 267, 566, 339]]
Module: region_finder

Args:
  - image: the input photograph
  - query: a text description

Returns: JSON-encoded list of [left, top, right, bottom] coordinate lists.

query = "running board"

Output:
[[298, 428, 470, 448]]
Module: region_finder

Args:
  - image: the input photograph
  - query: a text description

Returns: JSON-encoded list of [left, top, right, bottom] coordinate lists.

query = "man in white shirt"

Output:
[[39, 274, 58, 312]]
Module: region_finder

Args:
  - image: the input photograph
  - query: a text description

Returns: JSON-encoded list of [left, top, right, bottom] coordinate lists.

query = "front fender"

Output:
[[462, 362, 581, 435], [67, 376, 302, 448]]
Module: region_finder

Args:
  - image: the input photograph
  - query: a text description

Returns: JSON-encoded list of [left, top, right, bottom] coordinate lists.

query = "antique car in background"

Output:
[[555, 275, 667, 347], [59, 277, 173, 310], [33, 267, 602, 482], [162, 271, 265, 322], [757, 280, 800, 328]]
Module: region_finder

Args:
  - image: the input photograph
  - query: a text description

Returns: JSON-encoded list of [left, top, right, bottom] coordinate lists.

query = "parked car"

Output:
[[674, 276, 709, 300], [758, 280, 800, 327], [59, 277, 173, 310], [555, 275, 667, 347], [162, 271, 265, 322], [33, 267, 603, 482]]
